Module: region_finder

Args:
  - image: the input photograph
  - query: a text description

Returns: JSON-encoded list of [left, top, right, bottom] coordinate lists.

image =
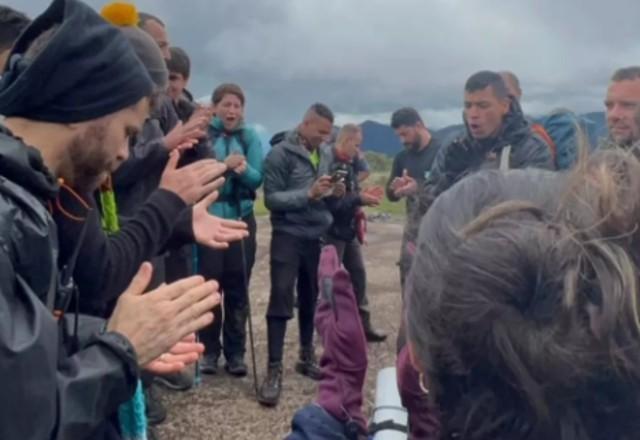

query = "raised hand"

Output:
[[192, 190, 249, 249], [107, 263, 221, 366], [159, 152, 227, 205]]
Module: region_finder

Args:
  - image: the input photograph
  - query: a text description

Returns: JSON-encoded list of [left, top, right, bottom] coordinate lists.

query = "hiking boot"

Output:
[[154, 370, 193, 391], [257, 363, 283, 407], [144, 384, 167, 426], [295, 348, 322, 381], [225, 357, 248, 377], [199, 354, 219, 375], [364, 327, 388, 343]]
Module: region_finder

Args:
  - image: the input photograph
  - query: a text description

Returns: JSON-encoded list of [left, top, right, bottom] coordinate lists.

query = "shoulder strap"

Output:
[[500, 145, 512, 171], [237, 129, 251, 156], [211, 128, 251, 156], [531, 123, 557, 161]]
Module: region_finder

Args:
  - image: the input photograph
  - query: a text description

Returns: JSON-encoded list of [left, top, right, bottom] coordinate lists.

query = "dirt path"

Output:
[[158, 217, 405, 439]]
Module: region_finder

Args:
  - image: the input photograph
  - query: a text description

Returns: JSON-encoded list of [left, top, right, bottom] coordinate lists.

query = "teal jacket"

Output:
[[209, 118, 264, 219]]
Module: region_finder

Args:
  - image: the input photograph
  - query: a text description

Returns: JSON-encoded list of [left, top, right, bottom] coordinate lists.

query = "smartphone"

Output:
[[331, 169, 348, 183]]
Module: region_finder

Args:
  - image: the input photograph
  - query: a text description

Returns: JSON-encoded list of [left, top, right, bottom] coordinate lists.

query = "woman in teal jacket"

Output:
[[198, 83, 264, 376]]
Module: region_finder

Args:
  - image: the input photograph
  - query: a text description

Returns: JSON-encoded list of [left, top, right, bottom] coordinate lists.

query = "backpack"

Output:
[[270, 130, 287, 147], [210, 127, 257, 201], [532, 110, 596, 170]]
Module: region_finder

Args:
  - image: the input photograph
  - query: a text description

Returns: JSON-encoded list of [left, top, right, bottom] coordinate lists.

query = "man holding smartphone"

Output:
[[259, 103, 335, 407], [321, 124, 387, 342]]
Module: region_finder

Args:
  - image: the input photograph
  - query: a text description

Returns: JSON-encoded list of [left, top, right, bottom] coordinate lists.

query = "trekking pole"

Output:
[[235, 192, 260, 397], [240, 231, 260, 397], [192, 243, 202, 388]]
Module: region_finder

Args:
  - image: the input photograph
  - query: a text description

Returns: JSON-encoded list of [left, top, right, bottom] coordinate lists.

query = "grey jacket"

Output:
[[263, 131, 332, 239]]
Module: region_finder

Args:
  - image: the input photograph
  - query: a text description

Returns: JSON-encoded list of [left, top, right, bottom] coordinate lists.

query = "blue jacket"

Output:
[[208, 118, 264, 219]]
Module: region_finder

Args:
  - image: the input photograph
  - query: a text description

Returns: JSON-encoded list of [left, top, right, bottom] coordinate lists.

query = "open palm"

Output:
[[192, 191, 249, 249]]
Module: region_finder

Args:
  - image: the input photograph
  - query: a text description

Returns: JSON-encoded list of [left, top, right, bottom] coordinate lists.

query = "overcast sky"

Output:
[[8, 0, 640, 134]]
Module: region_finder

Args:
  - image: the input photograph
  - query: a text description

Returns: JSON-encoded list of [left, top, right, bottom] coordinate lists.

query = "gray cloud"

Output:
[[7, 0, 640, 133]]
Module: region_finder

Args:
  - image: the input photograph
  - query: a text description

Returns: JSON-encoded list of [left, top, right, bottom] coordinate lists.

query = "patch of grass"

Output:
[[253, 189, 405, 218], [254, 194, 269, 217], [363, 171, 406, 217]]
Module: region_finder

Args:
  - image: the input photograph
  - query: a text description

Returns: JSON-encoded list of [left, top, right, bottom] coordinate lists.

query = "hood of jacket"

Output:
[[0, 125, 58, 201]]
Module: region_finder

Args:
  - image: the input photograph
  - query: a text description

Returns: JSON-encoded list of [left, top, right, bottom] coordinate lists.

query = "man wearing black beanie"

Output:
[[0, 0, 222, 438]]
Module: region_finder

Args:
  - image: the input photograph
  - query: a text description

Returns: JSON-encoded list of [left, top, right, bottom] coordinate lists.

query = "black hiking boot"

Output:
[[257, 363, 283, 407], [295, 347, 322, 380], [364, 326, 388, 343], [225, 357, 248, 377], [154, 370, 193, 391], [144, 384, 167, 426], [199, 354, 219, 375]]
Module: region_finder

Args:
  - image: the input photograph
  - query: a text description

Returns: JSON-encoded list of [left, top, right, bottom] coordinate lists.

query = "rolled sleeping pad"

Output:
[[370, 367, 408, 440]]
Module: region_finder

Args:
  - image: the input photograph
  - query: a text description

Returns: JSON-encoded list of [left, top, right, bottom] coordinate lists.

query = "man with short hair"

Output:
[[163, 46, 215, 291], [429, 70, 554, 198], [320, 124, 387, 342], [501, 70, 585, 170], [167, 46, 196, 120], [0, 5, 30, 70], [500, 70, 523, 101], [259, 103, 336, 407], [0, 0, 219, 437], [386, 107, 441, 288], [139, 11, 170, 60], [604, 66, 640, 148], [109, 30, 207, 219]]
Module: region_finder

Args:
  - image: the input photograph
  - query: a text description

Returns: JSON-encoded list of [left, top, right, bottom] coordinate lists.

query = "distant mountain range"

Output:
[[360, 112, 608, 157]]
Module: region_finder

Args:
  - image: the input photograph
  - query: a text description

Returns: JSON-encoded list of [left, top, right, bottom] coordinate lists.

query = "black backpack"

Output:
[[269, 130, 287, 147]]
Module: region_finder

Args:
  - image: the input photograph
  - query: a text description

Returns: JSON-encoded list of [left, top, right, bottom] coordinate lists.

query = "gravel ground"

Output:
[[157, 217, 405, 440]]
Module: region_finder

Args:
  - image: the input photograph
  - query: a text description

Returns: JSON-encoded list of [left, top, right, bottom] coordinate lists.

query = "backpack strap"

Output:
[[531, 123, 557, 162], [211, 127, 250, 156], [500, 145, 512, 171]]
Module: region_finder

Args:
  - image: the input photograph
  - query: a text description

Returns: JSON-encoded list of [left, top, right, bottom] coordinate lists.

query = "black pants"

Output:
[[164, 244, 193, 283], [266, 231, 321, 363], [324, 237, 371, 327], [198, 214, 257, 360]]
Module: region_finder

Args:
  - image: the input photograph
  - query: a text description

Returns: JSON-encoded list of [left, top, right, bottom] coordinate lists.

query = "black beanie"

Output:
[[0, 0, 154, 123]]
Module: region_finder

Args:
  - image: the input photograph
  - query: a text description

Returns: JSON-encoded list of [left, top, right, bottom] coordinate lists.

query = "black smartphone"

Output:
[[331, 169, 348, 183]]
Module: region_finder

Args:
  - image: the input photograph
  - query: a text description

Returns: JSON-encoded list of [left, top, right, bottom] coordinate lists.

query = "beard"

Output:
[[406, 133, 422, 151], [63, 124, 113, 192]]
